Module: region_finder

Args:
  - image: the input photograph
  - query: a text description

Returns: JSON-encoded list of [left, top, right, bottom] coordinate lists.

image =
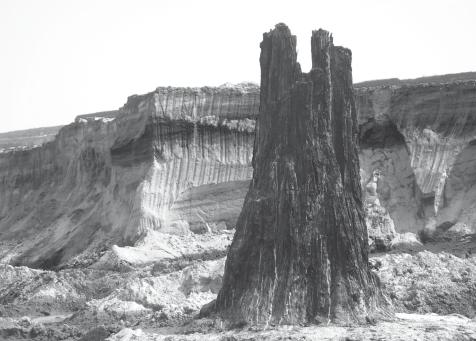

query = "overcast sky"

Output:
[[1, 0, 475, 133]]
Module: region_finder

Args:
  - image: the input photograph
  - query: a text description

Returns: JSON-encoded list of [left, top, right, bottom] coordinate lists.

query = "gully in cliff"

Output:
[[201, 23, 389, 326]]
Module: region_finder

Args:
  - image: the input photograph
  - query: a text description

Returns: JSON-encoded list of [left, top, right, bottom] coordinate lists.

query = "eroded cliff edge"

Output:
[[0, 84, 258, 268], [357, 79, 476, 237], [1, 75, 476, 268]]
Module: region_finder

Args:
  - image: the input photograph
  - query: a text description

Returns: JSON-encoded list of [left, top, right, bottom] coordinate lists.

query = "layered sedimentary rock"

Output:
[[1, 64, 476, 267], [0, 85, 258, 268], [213, 24, 383, 325], [357, 79, 476, 235]]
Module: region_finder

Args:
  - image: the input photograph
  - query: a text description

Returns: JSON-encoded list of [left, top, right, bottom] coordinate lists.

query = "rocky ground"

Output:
[[0, 229, 475, 340], [109, 313, 476, 341]]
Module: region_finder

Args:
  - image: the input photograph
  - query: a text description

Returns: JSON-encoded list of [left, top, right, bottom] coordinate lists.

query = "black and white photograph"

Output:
[[0, 1, 475, 340]]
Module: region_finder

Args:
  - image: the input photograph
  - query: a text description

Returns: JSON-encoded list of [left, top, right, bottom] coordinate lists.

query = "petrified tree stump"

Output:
[[212, 24, 385, 325]]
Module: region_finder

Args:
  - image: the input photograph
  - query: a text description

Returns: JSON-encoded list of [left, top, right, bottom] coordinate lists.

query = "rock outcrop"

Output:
[[213, 24, 383, 325], [0, 84, 258, 268], [364, 170, 397, 251], [1, 65, 476, 266], [357, 79, 476, 236]]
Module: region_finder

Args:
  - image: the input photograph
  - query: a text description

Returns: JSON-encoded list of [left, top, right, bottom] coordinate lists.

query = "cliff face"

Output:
[[0, 85, 258, 268], [1, 74, 476, 268], [357, 80, 476, 234]]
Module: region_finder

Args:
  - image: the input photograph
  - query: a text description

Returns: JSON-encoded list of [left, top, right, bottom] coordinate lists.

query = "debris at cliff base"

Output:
[[1, 231, 475, 340]]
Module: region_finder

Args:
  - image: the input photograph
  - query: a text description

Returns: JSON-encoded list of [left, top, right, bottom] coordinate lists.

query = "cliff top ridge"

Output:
[[354, 71, 476, 89]]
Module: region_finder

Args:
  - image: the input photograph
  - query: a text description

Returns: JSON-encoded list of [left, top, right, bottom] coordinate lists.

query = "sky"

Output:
[[0, 0, 475, 133]]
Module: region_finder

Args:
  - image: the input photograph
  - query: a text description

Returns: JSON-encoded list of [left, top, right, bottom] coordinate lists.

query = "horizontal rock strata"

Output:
[[0, 84, 258, 268], [1, 74, 476, 266], [357, 80, 476, 234]]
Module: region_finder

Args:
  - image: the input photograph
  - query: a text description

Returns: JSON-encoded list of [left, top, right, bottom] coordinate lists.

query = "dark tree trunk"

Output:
[[212, 24, 386, 326]]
